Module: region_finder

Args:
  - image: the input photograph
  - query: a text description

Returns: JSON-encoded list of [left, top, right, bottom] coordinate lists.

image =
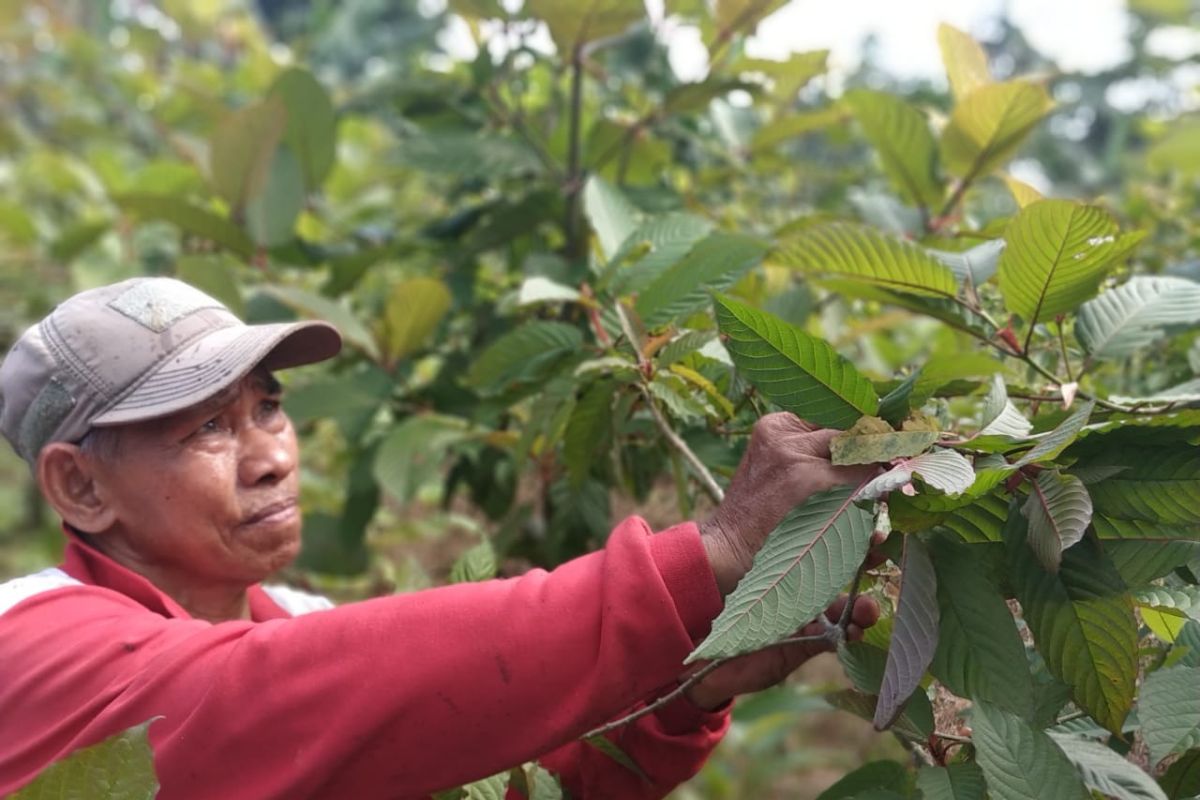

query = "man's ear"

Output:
[[36, 443, 117, 534]]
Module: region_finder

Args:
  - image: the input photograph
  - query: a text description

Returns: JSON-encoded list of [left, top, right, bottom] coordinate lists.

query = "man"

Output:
[[0, 277, 878, 799]]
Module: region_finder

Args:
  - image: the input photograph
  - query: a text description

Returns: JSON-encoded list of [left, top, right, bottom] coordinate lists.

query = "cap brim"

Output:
[[92, 321, 342, 427]]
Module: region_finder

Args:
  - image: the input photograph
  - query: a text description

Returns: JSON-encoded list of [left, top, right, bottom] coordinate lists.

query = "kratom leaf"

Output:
[[830, 415, 939, 466], [844, 89, 942, 209], [816, 278, 997, 341], [1094, 515, 1200, 585], [1050, 734, 1168, 800], [518, 276, 581, 306], [1004, 174, 1044, 207], [815, 760, 909, 800], [1006, 507, 1138, 735], [734, 50, 828, 102], [382, 277, 452, 364], [750, 106, 844, 151], [1090, 450, 1200, 525], [940, 80, 1052, 181], [604, 213, 714, 295], [978, 375, 1034, 439], [636, 233, 770, 326], [856, 448, 975, 501], [524, 764, 564, 800], [1075, 276, 1200, 360], [998, 200, 1145, 327], [825, 688, 934, 742], [777, 222, 958, 298], [916, 763, 987, 800], [526, 0, 644, 51], [209, 95, 287, 213], [564, 381, 615, 487], [655, 330, 716, 367], [714, 295, 879, 429], [1015, 400, 1095, 466], [927, 239, 1006, 287], [875, 537, 939, 730], [373, 415, 470, 504], [1022, 470, 1093, 573], [971, 700, 1091, 800], [937, 23, 991, 102], [462, 772, 510, 800], [930, 538, 1034, 715], [113, 193, 255, 260], [1141, 666, 1200, 764], [688, 486, 874, 661], [449, 538, 498, 584], [244, 145, 305, 246], [583, 735, 649, 782], [1135, 586, 1200, 622], [262, 285, 380, 359], [713, 0, 787, 38], [11, 722, 158, 799], [1159, 747, 1200, 799], [467, 322, 583, 393], [584, 175, 640, 262], [269, 67, 337, 190]]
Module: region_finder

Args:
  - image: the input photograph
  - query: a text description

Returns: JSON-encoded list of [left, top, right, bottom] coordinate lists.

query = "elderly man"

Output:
[[0, 277, 877, 799]]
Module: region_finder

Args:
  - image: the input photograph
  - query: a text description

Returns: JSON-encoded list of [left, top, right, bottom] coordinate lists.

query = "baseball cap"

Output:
[[0, 277, 342, 466]]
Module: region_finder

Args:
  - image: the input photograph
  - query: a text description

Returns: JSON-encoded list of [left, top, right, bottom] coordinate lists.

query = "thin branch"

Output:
[[933, 730, 973, 745], [582, 658, 729, 739], [1056, 321, 1074, 383], [643, 392, 725, 503]]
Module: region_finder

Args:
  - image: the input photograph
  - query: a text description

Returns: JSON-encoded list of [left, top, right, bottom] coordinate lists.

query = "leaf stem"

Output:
[[1056, 321, 1074, 383]]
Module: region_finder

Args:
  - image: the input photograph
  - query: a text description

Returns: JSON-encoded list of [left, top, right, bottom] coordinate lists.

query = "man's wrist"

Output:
[[698, 519, 747, 596]]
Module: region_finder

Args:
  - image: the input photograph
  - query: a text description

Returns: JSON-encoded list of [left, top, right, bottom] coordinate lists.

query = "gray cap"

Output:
[[0, 277, 342, 466]]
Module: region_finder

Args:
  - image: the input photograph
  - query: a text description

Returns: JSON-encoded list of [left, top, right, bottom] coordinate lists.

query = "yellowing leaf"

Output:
[[940, 81, 1052, 181], [831, 415, 939, 466], [1003, 174, 1043, 208], [383, 277, 452, 365], [937, 23, 991, 102]]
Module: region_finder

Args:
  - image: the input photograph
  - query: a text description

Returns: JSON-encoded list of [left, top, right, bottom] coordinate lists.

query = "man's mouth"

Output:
[[241, 499, 299, 527]]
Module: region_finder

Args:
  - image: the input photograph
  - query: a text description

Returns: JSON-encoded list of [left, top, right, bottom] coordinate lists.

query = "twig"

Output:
[[933, 730, 973, 744], [1056, 320, 1074, 383], [643, 392, 725, 503], [581, 658, 729, 739]]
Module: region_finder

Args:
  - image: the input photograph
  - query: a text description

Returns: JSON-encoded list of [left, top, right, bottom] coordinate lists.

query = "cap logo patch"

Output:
[[17, 377, 74, 461], [108, 279, 226, 333]]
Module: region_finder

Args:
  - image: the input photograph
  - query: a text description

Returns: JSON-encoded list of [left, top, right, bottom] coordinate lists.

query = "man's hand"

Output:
[[700, 413, 878, 595], [683, 594, 881, 711]]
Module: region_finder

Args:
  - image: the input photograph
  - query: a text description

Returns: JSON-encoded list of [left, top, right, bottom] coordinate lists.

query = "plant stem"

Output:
[[1056, 322, 1075, 383], [643, 392, 725, 504]]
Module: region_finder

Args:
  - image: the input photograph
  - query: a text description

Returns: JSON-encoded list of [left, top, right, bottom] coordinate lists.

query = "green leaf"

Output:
[[1050, 734, 1168, 800], [735, 51, 828, 102], [1094, 516, 1200, 585], [527, 0, 644, 51], [818, 278, 998, 341], [750, 106, 844, 151], [937, 23, 992, 102], [825, 688, 934, 741], [526, 764, 565, 800], [396, 133, 540, 179], [582, 735, 650, 782], [603, 213, 715, 295], [688, 486, 874, 661], [1148, 119, 1200, 177], [875, 536, 939, 730], [1159, 748, 1200, 799], [175, 253, 245, 315], [563, 381, 615, 487], [12, 722, 158, 799], [467, 322, 583, 394], [260, 285, 379, 360], [927, 239, 1006, 288], [462, 772, 510, 800], [713, 0, 787, 38], [1005, 506, 1138, 734], [844, 89, 942, 209], [373, 415, 470, 504], [584, 175, 640, 262], [1075, 276, 1200, 360], [714, 295, 879, 429], [857, 448, 975, 501], [971, 700, 1091, 800], [777, 222, 958, 298], [635, 233, 769, 327], [978, 375, 1033, 439], [1022, 470, 1093, 573], [930, 538, 1034, 715], [998, 200, 1145, 327], [831, 415, 939, 466], [1014, 400, 1095, 466], [916, 763, 987, 800], [245, 144, 305, 246], [209, 94, 287, 213], [1090, 450, 1200, 525], [113, 193, 254, 260], [1142, 667, 1200, 765], [449, 538, 498, 583], [940, 80, 1052, 180], [383, 277, 452, 364], [815, 760, 909, 800], [1135, 586, 1200, 622], [269, 67, 337, 190]]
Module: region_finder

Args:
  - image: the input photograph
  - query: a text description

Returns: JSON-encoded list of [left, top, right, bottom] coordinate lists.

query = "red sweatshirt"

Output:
[[0, 517, 730, 799]]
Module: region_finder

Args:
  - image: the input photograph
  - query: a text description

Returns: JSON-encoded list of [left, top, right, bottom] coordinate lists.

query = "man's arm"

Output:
[[0, 518, 721, 799]]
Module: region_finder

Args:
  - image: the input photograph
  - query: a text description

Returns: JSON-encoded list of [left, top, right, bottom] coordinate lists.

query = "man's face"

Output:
[[91, 369, 302, 586]]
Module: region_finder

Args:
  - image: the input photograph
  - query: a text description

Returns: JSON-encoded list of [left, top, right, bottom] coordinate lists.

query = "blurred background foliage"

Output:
[[0, 0, 1196, 796]]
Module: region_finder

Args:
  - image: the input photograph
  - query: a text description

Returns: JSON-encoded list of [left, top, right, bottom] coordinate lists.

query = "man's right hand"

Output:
[[699, 413, 878, 595]]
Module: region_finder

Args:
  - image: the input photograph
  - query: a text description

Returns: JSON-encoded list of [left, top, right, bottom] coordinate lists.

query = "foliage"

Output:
[[10, 723, 157, 799], [2, 0, 1200, 798]]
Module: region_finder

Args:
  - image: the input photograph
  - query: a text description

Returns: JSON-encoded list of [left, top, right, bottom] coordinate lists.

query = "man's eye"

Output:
[[197, 418, 222, 434], [260, 398, 282, 416]]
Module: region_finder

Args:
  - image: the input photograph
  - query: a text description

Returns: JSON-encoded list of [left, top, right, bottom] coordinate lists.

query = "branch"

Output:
[[643, 393, 725, 504]]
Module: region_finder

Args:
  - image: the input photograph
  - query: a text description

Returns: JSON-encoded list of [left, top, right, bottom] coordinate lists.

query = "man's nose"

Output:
[[238, 422, 296, 486]]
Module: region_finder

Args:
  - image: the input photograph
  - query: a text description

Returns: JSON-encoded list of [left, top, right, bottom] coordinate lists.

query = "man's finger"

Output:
[[851, 595, 880, 629]]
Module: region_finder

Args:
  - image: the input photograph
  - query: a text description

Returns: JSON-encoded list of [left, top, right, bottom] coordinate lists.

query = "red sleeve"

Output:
[[0, 518, 725, 800], [535, 689, 731, 799]]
